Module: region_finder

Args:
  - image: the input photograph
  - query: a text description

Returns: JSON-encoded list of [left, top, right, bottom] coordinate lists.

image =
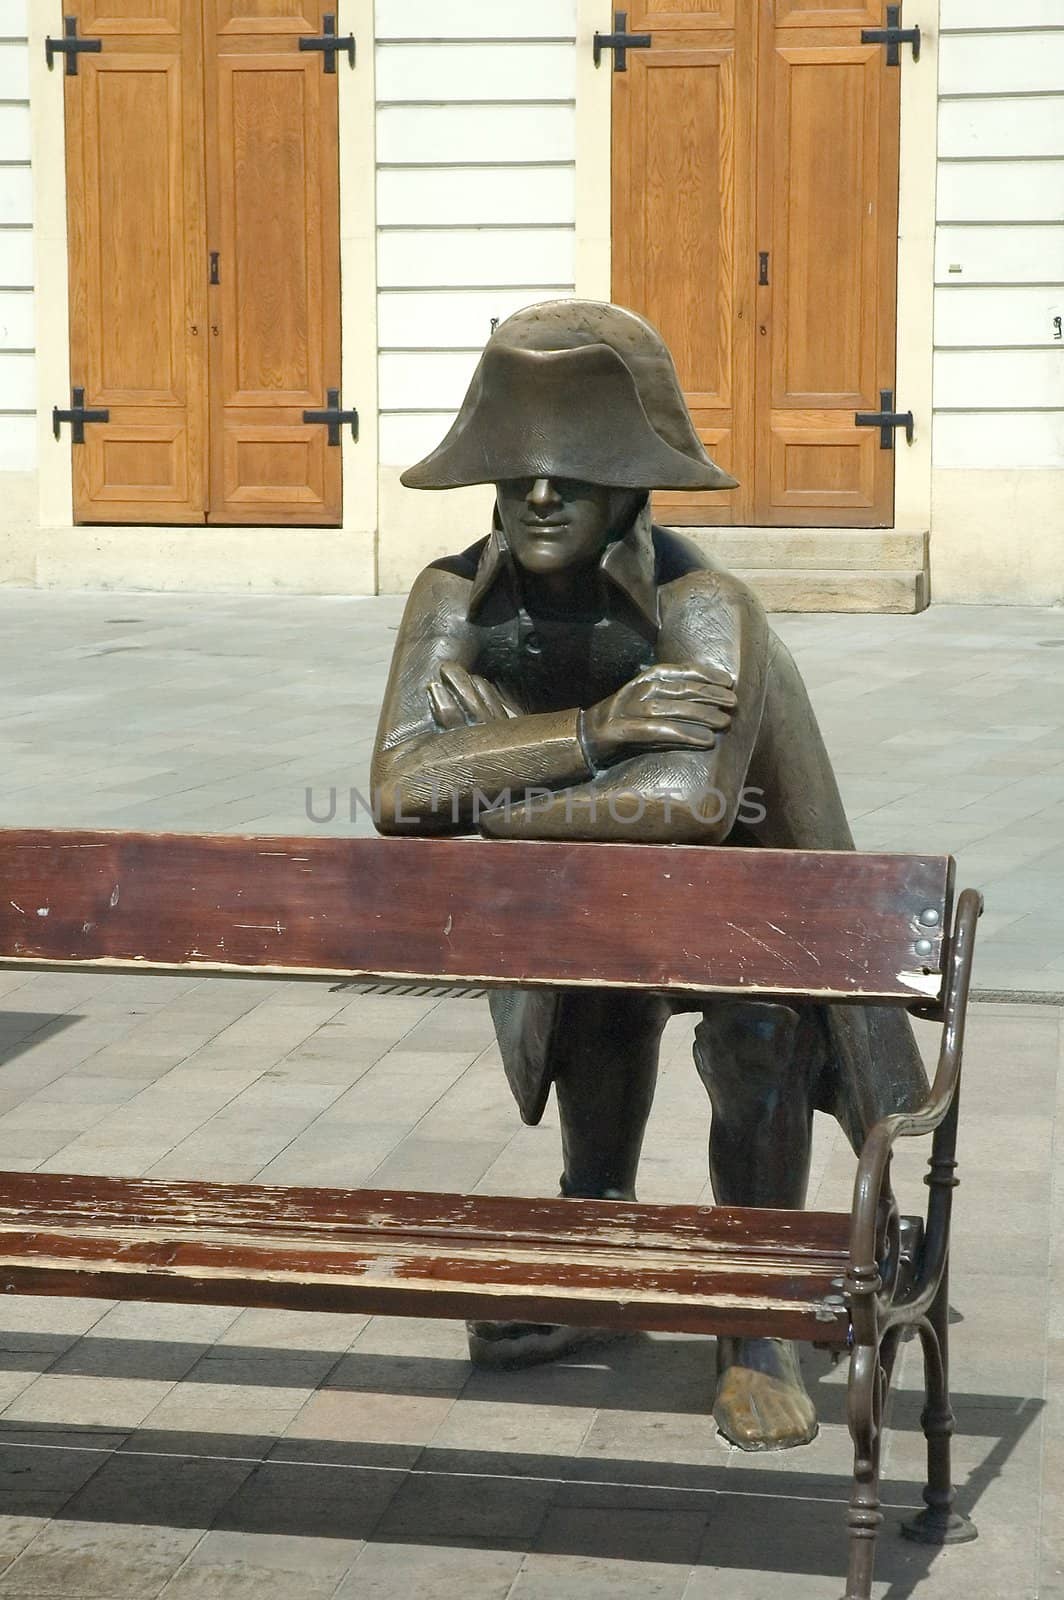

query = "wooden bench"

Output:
[[0, 828, 981, 1600]]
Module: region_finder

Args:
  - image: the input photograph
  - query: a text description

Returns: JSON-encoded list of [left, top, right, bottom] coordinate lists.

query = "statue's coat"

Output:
[[371, 505, 928, 1151]]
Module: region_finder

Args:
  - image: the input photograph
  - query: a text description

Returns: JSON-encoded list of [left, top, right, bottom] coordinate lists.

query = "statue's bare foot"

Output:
[[713, 1336, 818, 1450]]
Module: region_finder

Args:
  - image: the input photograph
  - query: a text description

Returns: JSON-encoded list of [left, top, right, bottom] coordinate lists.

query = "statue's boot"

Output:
[[693, 1001, 824, 1451], [713, 1335, 818, 1450], [467, 1319, 626, 1368], [465, 1183, 641, 1369], [468, 991, 668, 1372]]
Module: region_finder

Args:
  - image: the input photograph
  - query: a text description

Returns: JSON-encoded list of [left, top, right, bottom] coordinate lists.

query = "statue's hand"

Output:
[[427, 661, 520, 730], [583, 664, 736, 769]]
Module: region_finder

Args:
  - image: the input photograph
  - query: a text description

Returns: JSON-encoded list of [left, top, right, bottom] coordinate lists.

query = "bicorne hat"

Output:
[[400, 299, 737, 492]]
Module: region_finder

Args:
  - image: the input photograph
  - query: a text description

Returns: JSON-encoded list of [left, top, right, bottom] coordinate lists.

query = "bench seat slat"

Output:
[[0, 1174, 851, 1257], [0, 829, 953, 1002], [0, 1174, 852, 1345]]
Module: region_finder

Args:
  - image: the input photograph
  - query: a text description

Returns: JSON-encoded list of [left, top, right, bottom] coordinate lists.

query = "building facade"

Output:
[[0, 0, 1061, 607]]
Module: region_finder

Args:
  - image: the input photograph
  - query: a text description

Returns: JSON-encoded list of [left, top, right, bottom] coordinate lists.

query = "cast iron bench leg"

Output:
[[843, 1329, 899, 1600], [902, 1264, 978, 1549]]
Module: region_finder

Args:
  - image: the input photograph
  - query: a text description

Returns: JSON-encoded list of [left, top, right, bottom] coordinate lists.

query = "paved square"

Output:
[[1, 591, 1061, 989], [0, 591, 1061, 1596]]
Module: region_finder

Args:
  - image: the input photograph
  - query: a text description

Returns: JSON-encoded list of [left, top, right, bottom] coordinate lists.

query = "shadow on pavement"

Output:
[[0, 1355, 1041, 1597], [0, 1012, 81, 1067]]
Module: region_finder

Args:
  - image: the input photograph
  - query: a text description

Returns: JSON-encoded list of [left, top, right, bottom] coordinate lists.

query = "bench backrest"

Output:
[[0, 832, 947, 1004], [0, 829, 953, 1004]]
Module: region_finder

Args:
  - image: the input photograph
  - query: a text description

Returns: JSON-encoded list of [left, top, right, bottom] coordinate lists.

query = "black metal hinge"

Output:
[[304, 389, 358, 446], [45, 17, 102, 75], [53, 387, 109, 445], [861, 4, 920, 66], [855, 390, 914, 449], [299, 14, 355, 73], [593, 11, 651, 71]]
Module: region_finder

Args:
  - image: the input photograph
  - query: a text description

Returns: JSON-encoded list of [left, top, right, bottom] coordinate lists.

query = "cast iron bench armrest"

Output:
[[847, 888, 982, 1345]]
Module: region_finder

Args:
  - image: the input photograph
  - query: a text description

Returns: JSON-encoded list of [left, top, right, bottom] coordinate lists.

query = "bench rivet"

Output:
[[914, 937, 934, 957], [918, 908, 940, 926]]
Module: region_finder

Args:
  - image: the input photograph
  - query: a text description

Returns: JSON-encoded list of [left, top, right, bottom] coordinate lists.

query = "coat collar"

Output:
[[467, 497, 659, 629]]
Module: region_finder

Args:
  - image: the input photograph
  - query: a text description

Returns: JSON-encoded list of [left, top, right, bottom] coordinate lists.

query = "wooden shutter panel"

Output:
[[204, 2, 342, 525], [612, 4, 756, 525], [611, 0, 901, 529], [753, 9, 899, 525], [64, 0, 208, 523]]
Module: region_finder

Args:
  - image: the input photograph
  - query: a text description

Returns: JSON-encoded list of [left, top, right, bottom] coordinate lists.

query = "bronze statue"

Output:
[[371, 300, 928, 1451]]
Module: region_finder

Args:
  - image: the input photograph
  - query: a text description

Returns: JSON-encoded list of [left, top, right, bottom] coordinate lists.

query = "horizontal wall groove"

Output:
[[940, 25, 1064, 33], [934, 343, 1064, 352], [377, 221, 575, 233], [937, 219, 1064, 228], [934, 279, 1064, 289], [939, 154, 1064, 164], [378, 284, 572, 295], [377, 160, 575, 171], [378, 162, 576, 172], [376, 98, 575, 110], [376, 37, 575, 46], [378, 291, 574, 300], [939, 89, 1064, 102], [377, 287, 575, 296], [379, 345, 483, 355], [932, 407, 1064, 415]]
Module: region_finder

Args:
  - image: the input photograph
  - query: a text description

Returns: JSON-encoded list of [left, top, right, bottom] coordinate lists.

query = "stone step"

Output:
[[733, 568, 929, 614], [676, 528, 927, 572]]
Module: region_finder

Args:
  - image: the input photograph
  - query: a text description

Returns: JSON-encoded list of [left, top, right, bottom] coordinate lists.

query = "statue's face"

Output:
[[496, 477, 641, 577]]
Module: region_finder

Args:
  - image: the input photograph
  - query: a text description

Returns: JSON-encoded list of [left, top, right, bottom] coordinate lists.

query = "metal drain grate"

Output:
[[330, 979, 486, 999]]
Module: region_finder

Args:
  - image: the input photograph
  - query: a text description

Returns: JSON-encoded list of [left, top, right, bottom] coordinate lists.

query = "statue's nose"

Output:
[[527, 477, 561, 513]]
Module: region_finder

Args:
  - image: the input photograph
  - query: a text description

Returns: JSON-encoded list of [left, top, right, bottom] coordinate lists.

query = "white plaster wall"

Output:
[[931, 0, 1064, 603], [0, 0, 31, 453], [0, 0, 33, 581], [374, 0, 578, 590]]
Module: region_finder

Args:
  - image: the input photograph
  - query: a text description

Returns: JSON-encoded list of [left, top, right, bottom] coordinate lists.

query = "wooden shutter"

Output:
[[612, 2, 756, 525], [204, 2, 342, 525], [754, 4, 899, 525], [64, 0, 208, 523], [611, 0, 900, 527], [62, 0, 343, 527]]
